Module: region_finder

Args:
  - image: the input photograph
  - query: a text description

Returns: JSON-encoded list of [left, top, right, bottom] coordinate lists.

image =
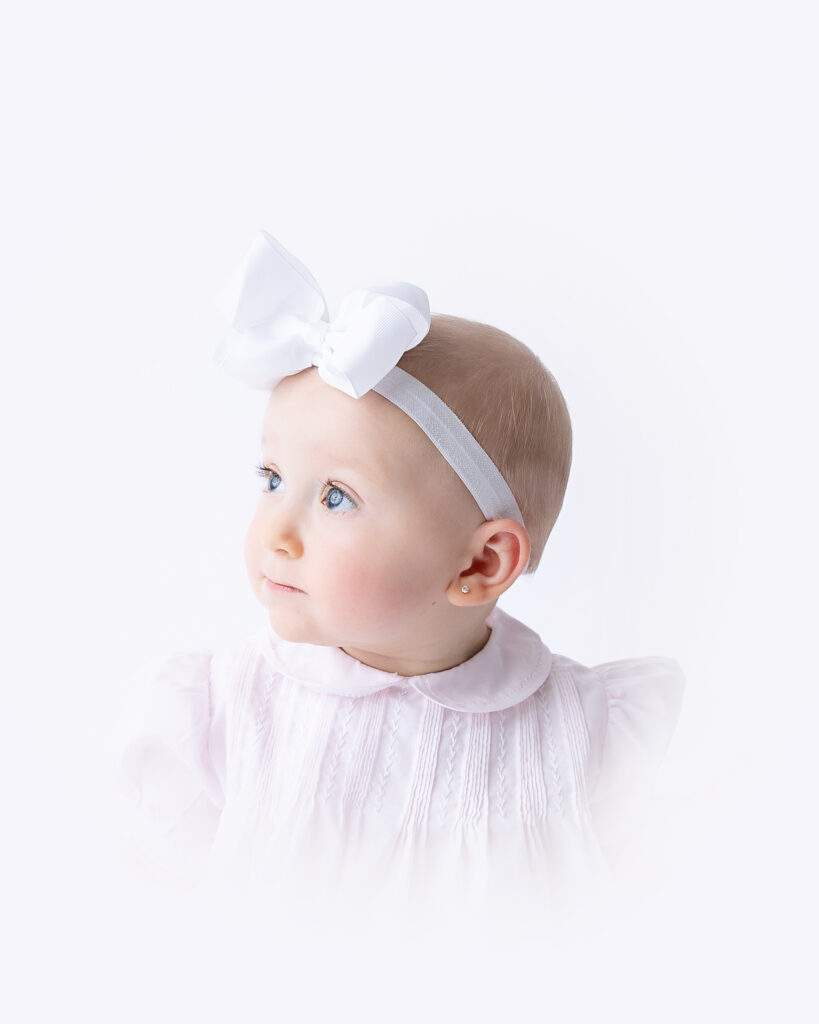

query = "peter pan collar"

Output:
[[258, 606, 552, 713]]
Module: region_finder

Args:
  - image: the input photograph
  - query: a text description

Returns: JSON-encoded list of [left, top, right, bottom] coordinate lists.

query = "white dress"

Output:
[[101, 607, 685, 915]]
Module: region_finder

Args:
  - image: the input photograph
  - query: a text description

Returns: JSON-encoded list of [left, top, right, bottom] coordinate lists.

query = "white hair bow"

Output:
[[213, 231, 431, 397], [212, 229, 527, 532]]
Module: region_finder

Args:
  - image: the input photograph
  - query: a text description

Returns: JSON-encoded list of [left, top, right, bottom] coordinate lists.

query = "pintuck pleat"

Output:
[[519, 696, 549, 824], [459, 712, 491, 827], [399, 699, 444, 832], [372, 684, 406, 814], [342, 689, 388, 810]]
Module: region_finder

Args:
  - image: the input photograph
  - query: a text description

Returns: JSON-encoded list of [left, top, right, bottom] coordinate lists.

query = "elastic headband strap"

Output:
[[373, 367, 524, 525]]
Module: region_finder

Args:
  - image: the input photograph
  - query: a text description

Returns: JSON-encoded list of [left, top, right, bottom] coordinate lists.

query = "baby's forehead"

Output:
[[263, 369, 446, 481]]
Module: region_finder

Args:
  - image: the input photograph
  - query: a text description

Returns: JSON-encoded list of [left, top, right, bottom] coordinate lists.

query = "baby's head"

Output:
[[244, 313, 572, 674], [397, 314, 572, 572]]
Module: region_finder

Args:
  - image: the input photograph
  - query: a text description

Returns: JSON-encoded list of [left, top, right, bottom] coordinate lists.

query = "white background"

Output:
[[2, 1, 816, 1020]]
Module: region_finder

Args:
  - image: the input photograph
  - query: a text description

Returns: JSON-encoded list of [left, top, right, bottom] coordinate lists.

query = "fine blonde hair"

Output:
[[397, 314, 572, 574]]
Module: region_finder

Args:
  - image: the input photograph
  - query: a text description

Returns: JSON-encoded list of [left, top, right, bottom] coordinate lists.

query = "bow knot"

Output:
[[213, 231, 431, 398], [303, 320, 331, 356]]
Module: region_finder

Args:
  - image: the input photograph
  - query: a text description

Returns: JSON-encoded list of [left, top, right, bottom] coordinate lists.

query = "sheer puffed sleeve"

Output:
[[582, 657, 686, 865], [102, 650, 227, 884]]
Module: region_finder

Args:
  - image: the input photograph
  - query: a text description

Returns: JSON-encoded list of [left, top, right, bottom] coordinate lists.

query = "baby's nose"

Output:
[[262, 507, 303, 559]]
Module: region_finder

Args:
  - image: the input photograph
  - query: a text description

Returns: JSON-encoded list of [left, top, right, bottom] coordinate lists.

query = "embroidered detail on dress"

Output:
[[374, 686, 406, 813], [323, 697, 356, 803], [255, 677, 287, 810], [497, 709, 508, 819], [520, 696, 547, 823], [342, 691, 388, 809], [253, 674, 276, 752], [535, 684, 564, 819], [400, 700, 444, 830], [439, 712, 462, 827], [461, 712, 491, 825], [552, 670, 590, 815], [291, 690, 336, 810]]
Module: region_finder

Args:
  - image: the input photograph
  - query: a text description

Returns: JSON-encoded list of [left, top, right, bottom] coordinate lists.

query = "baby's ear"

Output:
[[446, 520, 531, 606]]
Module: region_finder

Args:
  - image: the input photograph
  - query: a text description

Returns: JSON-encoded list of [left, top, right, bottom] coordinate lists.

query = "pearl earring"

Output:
[[461, 584, 470, 593]]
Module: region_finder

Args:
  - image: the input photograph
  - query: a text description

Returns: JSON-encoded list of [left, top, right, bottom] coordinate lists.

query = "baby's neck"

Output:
[[340, 614, 492, 677]]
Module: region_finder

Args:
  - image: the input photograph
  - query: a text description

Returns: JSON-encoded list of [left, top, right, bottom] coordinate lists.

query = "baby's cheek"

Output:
[[324, 553, 408, 620], [244, 516, 262, 578]]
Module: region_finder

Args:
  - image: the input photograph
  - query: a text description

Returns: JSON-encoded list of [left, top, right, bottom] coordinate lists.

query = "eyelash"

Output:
[[254, 465, 357, 512]]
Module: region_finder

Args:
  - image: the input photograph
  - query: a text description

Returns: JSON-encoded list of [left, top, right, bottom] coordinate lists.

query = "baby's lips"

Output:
[[264, 576, 305, 593]]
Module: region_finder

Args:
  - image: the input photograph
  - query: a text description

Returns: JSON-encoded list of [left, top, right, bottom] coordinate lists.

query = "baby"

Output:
[[106, 231, 685, 916]]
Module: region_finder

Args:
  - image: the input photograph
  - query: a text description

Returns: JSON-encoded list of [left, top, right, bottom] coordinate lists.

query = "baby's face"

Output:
[[245, 368, 484, 657]]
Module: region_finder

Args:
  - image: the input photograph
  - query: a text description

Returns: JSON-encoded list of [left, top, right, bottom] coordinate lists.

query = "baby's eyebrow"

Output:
[[260, 438, 384, 485]]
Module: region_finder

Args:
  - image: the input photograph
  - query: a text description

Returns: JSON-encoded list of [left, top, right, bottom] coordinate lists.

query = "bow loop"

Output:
[[213, 232, 430, 396], [216, 230, 328, 331]]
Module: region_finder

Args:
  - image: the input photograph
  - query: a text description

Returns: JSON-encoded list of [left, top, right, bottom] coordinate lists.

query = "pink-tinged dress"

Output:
[[101, 607, 685, 914]]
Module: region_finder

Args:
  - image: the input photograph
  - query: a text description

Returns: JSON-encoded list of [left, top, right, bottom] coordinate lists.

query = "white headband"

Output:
[[213, 230, 525, 527]]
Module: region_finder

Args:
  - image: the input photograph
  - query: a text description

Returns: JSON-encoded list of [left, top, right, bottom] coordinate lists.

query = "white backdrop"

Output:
[[2, 1, 816, 1020]]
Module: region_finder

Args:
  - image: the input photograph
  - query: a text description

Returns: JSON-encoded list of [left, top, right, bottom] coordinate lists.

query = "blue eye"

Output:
[[255, 465, 284, 492], [324, 483, 357, 512]]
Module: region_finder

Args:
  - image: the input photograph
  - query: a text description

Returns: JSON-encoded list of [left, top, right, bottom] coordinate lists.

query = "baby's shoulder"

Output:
[[544, 649, 685, 800], [547, 648, 685, 724], [122, 626, 273, 723]]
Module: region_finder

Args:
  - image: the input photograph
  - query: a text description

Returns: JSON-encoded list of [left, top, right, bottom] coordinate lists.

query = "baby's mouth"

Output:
[[264, 576, 304, 594]]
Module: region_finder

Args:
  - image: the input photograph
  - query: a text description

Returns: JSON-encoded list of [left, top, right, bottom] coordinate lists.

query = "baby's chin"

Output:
[[265, 610, 386, 655], [265, 609, 343, 648], [266, 611, 316, 645]]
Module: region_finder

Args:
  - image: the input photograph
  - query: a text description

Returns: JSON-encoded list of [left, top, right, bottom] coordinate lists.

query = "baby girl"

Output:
[[106, 231, 685, 916]]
